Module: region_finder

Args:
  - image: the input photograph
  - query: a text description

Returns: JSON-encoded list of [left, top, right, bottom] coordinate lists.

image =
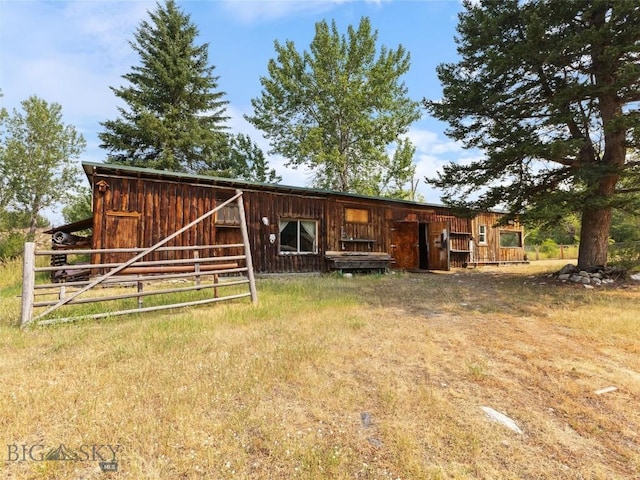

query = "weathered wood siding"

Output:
[[241, 190, 326, 273], [87, 164, 524, 273], [324, 199, 473, 268], [92, 174, 224, 266], [471, 212, 525, 263]]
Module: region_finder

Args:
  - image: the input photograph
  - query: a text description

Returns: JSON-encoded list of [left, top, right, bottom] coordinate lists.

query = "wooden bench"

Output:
[[325, 251, 393, 273]]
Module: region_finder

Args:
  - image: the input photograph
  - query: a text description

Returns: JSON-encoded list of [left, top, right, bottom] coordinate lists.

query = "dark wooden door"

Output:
[[391, 221, 419, 270], [427, 221, 450, 271]]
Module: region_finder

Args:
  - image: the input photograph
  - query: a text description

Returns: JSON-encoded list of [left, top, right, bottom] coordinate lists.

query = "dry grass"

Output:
[[0, 259, 638, 479]]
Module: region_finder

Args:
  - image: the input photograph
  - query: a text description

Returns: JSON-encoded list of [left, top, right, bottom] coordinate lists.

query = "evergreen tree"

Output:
[[198, 133, 282, 183], [611, 209, 640, 242], [227, 134, 282, 184], [424, 0, 640, 268], [99, 0, 229, 172], [246, 17, 421, 196]]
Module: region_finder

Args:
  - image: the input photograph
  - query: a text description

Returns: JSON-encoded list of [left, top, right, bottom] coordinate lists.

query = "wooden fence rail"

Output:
[[21, 190, 257, 328]]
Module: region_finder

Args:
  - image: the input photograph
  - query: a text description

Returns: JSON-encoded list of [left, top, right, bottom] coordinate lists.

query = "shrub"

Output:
[[0, 232, 27, 263], [609, 241, 640, 272], [539, 238, 560, 258]]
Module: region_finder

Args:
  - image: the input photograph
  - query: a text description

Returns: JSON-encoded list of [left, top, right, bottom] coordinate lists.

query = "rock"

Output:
[[555, 264, 626, 287], [481, 406, 524, 435], [631, 273, 640, 282], [558, 264, 578, 275], [585, 265, 605, 273], [367, 437, 383, 448], [583, 284, 594, 289], [360, 412, 372, 428], [594, 386, 617, 395]]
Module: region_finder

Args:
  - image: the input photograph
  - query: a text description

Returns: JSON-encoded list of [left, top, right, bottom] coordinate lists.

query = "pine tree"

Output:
[[198, 133, 282, 184], [99, 0, 229, 172], [425, 0, 640, 268]]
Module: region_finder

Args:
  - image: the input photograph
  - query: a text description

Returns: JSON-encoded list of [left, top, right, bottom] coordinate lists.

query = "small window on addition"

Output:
[[215, 202, 240, 226], [500, 231, 522, 248], [345, 208, 369, 224], [478, 224, 487, 244]]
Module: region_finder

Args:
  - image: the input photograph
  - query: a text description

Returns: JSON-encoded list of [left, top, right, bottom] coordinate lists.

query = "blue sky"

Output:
[[0, 0, 478, 222]]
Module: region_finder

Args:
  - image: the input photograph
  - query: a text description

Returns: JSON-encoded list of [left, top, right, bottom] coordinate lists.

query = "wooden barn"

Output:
[[55, 161, 526, 274]]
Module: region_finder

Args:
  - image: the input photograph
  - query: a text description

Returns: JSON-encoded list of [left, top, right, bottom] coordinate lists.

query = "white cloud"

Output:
[[219, 0, 339, 23], [1, 1, 153, 119], [406, 127, 463, 156], [403, 127, 488, 203], [217, 0, 388, 24]]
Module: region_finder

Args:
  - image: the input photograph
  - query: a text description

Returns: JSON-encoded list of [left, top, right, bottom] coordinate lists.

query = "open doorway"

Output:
[[391, 221, 450, 271], [419, 223, 428, 269]]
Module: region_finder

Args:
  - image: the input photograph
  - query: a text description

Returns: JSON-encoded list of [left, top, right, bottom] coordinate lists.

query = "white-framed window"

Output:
[[478, 224, 487, 245], [279, 219, 318, 254]]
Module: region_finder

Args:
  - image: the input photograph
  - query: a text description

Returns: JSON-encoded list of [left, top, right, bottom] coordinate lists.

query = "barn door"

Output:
[[391, 221, 419, 270], [427, 221, 450, 271], [104, 211, 141, 264]]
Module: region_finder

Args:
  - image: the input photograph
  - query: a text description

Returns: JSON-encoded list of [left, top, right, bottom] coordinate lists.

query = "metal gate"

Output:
[[20, 190, 257, 328]]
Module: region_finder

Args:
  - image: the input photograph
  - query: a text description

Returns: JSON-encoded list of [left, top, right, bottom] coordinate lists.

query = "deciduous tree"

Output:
[[0, 96, 84, 234], [0, 91, 10, 219], [62, 187, 93, 224], [246, 17, 421, 196], [425, 0, 640, 268]]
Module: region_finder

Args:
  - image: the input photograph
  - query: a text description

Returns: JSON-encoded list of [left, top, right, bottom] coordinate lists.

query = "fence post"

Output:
[[20, 242, 36, 329], [194, 251, 201, 288], [236, 190, 258, 304], [137, 275, 143, 309]]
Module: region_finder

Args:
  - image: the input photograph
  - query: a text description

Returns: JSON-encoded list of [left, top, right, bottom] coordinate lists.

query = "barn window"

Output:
[[500, 230, 522, 248], [279, 219, 317, 254], [478, 225, 487, 244], [215, 202, 240, 226], [345, 207, 369, 224]]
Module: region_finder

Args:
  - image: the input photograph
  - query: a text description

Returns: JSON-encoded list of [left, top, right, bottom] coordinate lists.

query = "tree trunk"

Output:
[[28, 215, 38, 237], [578, 207, 611, 269]]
